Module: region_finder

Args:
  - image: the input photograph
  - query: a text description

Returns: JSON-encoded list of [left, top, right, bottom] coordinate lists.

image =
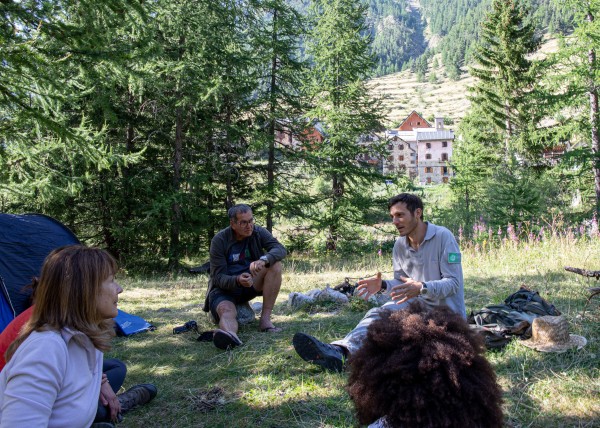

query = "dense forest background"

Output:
[[1, 0, 598, 270]]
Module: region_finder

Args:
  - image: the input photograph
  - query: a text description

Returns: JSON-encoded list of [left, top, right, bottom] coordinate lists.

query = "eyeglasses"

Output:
[[236, 217, 255, 227]]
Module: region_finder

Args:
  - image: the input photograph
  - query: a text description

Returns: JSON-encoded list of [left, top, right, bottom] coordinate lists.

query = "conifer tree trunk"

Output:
[[169, 104, 183, 270], [124, 91, 135, 226], [587, 10, 600, 215], [266, 8, 278, 233]]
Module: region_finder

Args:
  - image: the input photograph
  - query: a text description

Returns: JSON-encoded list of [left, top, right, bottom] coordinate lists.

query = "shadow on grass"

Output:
[[110, 323, 355, 428]]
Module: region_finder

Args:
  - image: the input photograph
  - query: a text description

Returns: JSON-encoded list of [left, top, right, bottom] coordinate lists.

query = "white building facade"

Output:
[[383, 116, 454, 184]]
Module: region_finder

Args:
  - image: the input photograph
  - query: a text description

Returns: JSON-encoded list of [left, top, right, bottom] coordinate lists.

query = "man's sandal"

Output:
[[213, 329, 243, 350]]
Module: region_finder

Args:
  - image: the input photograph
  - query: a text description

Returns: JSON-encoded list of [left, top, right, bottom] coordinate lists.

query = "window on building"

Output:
[[442, 177, 449, 183], [425, 167, 433, 173], [398, 155, 404, 161], [426, 177, 432, 184], [442, 141, 448, 147], [442, 166, 448, 174], [388, 144, 393, 150], [441, 153, 448, 161], [399, 144, 404, 150], [426, 143, 431, 149], [411, 160, 415, 164], [426, 154, 432, 160], [387, 155, 393, 161], [417, 121, 421, 125]]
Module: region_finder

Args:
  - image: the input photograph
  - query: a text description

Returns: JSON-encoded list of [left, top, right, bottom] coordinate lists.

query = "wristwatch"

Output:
[[259, 255, 270, 267], [420, 282, 428, 295]]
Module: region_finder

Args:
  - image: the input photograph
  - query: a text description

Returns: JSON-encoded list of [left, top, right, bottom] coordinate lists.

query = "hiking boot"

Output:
[[118, 383, 157, 414], [292, 332, 345, 372]]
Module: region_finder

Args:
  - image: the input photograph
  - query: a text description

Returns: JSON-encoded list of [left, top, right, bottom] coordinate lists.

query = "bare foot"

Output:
[[259, 319, 282, 333]]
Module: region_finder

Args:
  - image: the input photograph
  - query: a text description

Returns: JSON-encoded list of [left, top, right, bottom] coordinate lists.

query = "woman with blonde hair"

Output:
[[0, 245, 147, 427]]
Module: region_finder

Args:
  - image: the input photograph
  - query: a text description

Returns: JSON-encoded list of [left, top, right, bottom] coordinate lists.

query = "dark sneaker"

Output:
[[292, 332, 345, 372], [118, 383, 157, 414], [213, 329, 243, 350], [90, 423, 115, 428]]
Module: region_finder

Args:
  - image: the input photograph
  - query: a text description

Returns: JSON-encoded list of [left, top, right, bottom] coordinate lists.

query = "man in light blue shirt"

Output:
[[293, 193, 465, 372]]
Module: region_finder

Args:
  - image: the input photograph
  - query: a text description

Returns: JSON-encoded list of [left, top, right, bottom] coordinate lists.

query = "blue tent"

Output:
[[0, 214, 80, 332]]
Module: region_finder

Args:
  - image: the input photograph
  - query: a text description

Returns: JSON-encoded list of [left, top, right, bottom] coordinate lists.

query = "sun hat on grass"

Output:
[[521, 315, 586, 353]]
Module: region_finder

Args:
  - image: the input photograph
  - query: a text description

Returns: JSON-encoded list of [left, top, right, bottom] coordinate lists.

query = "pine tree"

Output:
[[0, 1, 147, 204], [149, 0, 260, 268], [299, 0, 384, 251], [450, 107, 502, 228], [469, 0, 541, 158], [484, 157, 545, 227], [249, 0, 307, 232], [543, 0, 600, 214]]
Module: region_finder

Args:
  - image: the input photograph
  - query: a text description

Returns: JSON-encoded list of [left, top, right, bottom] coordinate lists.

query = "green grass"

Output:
[[112, 238, 600, 427]]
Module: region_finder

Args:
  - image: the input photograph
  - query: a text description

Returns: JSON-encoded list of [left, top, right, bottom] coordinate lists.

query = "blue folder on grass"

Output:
[[114, 309, 155, 336]]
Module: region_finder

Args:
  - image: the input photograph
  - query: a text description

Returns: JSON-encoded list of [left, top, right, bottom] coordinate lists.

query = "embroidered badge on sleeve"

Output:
[[448, 253, 461, 264]]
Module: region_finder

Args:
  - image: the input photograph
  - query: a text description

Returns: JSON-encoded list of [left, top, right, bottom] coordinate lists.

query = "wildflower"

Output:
[[507, 223, 518, 244]]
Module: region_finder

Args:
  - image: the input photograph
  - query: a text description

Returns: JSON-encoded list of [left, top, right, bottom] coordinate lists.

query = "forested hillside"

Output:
[[304, 0, 575, 78], [289, 0, 426, 76], [418, 0, 574, 78]]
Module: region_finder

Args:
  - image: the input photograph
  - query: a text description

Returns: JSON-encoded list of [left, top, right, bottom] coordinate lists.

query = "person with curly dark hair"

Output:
[[347, 302, 503, 428]]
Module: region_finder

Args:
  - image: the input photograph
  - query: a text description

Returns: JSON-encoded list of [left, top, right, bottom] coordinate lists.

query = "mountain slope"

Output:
[[369, 38, 559, 126]]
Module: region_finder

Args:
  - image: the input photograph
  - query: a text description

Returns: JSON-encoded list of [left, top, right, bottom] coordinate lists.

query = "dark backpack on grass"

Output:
[[468, 286, 561, 349]]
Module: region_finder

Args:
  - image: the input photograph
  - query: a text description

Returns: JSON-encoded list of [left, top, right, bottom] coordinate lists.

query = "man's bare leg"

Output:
[[253, 261, 282, 331], [215, 300, 241, 341]]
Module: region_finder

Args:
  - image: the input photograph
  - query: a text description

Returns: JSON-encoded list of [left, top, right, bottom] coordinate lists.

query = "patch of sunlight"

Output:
[[529, 375, 600, 417]]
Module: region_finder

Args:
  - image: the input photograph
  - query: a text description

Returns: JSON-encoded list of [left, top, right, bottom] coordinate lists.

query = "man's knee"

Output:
[[267, 261, 282, 276], [216, 300, 237, 318]]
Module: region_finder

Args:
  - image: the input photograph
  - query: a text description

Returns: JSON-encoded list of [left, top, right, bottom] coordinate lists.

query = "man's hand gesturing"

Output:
[[390, 276, 422, 304], [356, 272, 383, 301]]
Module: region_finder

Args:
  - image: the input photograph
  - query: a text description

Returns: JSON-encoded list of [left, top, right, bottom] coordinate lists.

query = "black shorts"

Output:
[[208, 285, 262, 322]]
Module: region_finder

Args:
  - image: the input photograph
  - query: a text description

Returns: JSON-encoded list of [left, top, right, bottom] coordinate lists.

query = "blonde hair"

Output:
[[6, 245, 118, 361]]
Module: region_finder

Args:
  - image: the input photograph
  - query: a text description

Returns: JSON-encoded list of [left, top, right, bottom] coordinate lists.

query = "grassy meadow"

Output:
[[111, 232, 600, 428]]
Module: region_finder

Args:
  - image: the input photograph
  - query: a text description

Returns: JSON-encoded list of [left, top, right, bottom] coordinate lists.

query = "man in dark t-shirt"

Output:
[[205, 204, 287, 350]]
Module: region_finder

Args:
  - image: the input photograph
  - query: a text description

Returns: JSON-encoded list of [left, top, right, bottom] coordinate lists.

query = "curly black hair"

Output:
[[347, 303, 503, 428]]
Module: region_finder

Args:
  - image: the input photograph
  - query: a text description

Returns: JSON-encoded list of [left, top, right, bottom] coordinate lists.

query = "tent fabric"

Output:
[[0, 213, 80, 332]]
